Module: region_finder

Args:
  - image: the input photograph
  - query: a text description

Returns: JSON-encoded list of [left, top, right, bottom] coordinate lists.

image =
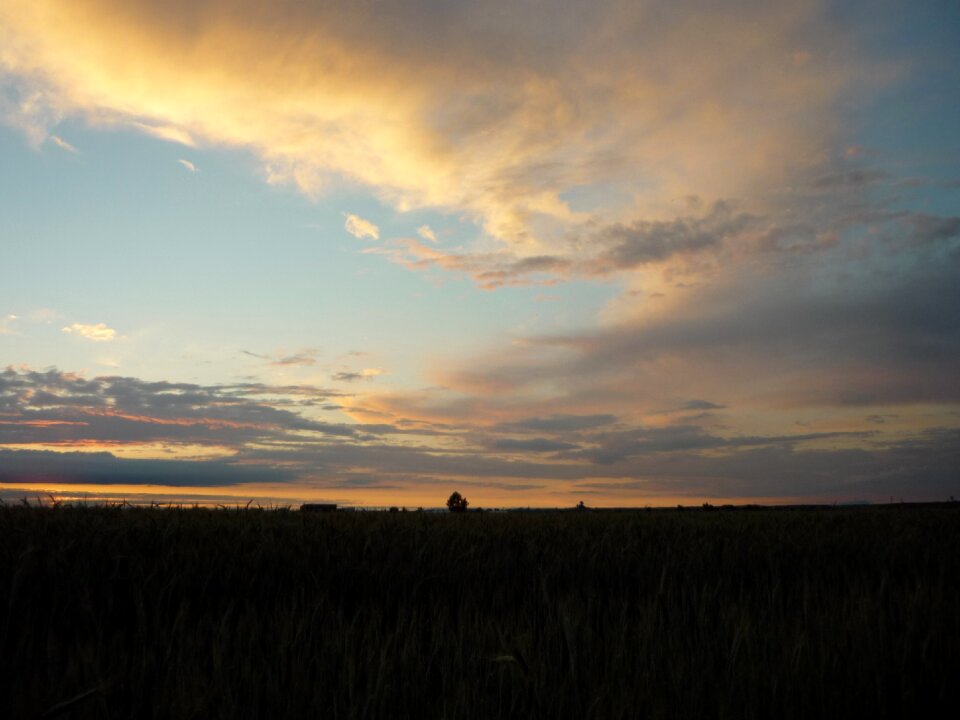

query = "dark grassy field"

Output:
[[2, 504, 958, 719]]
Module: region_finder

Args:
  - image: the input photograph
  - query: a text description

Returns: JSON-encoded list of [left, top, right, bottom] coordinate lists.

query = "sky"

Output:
[[1, 0, 958, 507]]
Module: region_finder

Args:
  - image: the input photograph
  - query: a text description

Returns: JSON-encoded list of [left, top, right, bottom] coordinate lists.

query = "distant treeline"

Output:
[[1, 505, 958, 719]]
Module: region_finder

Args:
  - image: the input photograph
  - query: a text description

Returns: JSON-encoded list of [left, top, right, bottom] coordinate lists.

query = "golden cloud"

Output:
[[343, 213, 380, 241], [62, 322, 117, 342], [1, 0, 861, 254]]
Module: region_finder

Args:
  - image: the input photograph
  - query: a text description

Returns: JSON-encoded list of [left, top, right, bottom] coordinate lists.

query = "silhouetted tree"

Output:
[[446, 491, 469, 513]]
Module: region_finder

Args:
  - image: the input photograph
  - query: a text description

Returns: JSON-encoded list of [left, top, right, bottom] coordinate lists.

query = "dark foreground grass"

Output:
[[1, 505, 958, 719]]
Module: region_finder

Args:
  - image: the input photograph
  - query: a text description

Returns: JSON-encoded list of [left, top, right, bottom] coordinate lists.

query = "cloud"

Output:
[[491, 438, 579, 453], [494, 414, 618, 433], [417, 225, 437, 243], [0, 77, 62, 146], [335, 197, 960, 500], [372, 201, 756, 287], [679, 400, 726, 411], [812, 168, 888, 190], [438, 258, 960, 414], [369, 240, 572, 289], [177, 158, 197, 172], [570, 429, 960, 502], [131, 121, 196, 147], [333, 368, 384, 383], [272, 351, 319, 367], [583, 202, 756, 273], [240, 349, 270, 360], [0, 367, 358, 451], [0, 0, 866, 254], [0, 314, 17, 335], [62, 322, 116, 342], [375, 193, 950, 289], [570, 425, 871, 466], [0, 448, 294, 486], [0, 366, 956, 503], [241, 348, 321, 366], [48, 134, 77, 152], [389, 196, 960, 424], [908, 214, 960, 245], [343, 213, 380, 241]]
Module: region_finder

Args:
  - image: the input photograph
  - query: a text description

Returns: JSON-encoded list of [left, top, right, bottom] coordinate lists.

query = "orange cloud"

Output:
[[0, 420, 87, 427], [81, 409, 267, 431]]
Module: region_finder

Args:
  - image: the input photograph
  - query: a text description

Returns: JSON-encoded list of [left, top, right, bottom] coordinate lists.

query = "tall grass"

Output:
[[1, 505, 957, 718]]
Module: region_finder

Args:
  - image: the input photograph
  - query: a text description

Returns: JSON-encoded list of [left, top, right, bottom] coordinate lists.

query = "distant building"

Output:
[[301, 503, 337, 512]]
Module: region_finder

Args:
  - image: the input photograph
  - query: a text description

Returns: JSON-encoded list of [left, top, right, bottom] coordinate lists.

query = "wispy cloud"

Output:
[[333, 368, 384, 382], [241, 349, 270, 360], [273, 350, 320, 367], [177, 158, 197, 172], [417, 225, 437, 243], [48, 134, 78, 153], [241, 348, 321, 366], [343, 213, 380, 241], [62, 322, 117, 342], [0, 314, 18, 335], [130, 121, 196, 147], [365, 240, 570, 290], [371, 200, 755, 288]]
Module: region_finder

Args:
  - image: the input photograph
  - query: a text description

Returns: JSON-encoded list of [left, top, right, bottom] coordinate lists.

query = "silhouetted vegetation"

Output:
[[1, 504, 958, 718], [446, 491, 469, 512]]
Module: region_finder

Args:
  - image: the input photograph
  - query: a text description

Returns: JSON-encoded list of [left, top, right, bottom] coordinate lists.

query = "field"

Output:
[[2, 504, 958, 719]]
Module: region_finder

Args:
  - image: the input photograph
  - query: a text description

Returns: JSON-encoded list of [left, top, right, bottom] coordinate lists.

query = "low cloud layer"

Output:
[[1, 366, 956, 505], [0, 368, 360, 449], [0, 448, 293, 487]]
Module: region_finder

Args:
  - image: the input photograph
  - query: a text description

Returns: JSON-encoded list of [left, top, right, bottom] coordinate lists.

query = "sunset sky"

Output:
[[1, 0, 958, 507]]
